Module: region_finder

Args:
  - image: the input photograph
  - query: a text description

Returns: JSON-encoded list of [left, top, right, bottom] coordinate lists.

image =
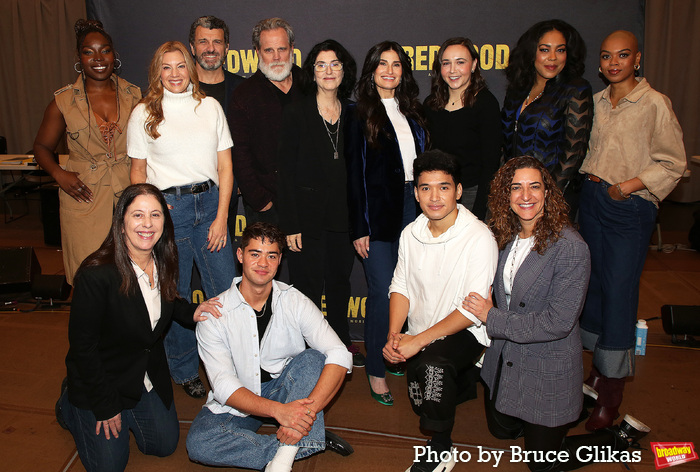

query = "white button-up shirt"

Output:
[[197, 278, 352, 416]]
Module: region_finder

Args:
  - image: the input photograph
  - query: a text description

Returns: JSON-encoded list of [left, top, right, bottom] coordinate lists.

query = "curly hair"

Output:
[[424, 37, 488, 110], [488, 156, 571, 254], [77, 184, 179, 300], [505, 19, 587, 93], [355, 41, 427, 148], [301, 39, 357, 101], [140, 41, 204, 139], [240, 222, 286, 253]]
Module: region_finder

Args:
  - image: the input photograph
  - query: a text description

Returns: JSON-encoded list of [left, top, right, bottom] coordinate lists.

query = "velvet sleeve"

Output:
[[344, 105, 370, 240]]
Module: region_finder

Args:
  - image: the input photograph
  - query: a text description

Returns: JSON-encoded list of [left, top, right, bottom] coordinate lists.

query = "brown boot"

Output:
[[585, 375, 625, 431]]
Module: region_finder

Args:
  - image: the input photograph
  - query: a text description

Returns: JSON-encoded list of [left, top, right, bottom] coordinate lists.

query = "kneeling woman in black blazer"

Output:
[[56, 183, 222, 472], [464, 157, 649, 471]]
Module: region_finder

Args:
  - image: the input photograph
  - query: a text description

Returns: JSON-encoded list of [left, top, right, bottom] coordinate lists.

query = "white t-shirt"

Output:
[[127, 85, 233, 190], [382, 97, 416, 181]]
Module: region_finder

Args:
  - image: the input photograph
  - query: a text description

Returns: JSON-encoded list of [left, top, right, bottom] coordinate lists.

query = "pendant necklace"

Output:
[[318, 102, 341, 160]]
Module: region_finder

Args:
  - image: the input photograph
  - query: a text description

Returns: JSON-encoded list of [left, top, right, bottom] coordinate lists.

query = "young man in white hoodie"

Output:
[[383, 150, 498, 472]]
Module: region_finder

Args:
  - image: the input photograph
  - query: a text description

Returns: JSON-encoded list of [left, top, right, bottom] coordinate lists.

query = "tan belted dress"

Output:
[[54, 75, 141, 283]]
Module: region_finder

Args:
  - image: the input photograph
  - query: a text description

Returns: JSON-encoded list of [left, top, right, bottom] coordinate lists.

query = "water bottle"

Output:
[[635, 319, 648, 355]]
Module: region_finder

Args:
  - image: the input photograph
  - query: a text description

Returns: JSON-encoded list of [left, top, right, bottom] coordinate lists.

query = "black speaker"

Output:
[[0, 247, 40, 294], [661, 305, 700, 336], [31, 274, 70, 300], [40, 185, 61, 247]]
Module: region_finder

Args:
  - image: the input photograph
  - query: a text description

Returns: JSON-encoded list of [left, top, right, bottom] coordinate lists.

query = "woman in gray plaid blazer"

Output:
[[464, 156, 650, 471]]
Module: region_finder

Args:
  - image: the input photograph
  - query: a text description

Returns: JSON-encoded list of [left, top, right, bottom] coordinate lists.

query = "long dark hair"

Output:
[[425, 37, 487, 110], [77, 184, 179, 300], [355, 41, 426, 148], [505, 19, 587, 93], [301, 39, 357, 101], [488, 156, 570, 254]]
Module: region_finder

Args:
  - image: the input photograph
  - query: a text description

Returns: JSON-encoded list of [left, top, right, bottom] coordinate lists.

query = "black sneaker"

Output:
[[348, 344, 365, 368], [406, 441, 456, 472], [55, 377, 69, 430], [182, 377, 207, 398]]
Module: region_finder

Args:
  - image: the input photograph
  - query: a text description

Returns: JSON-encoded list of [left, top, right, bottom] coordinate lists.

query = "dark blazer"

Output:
[[481, 227, 591, 427], [502, 76, 593, 196], [345, 103, 426, 242], [223, 69, 245, 111], [65, 264, 195, 421], [229, 66, 304, 211], [276, 94, 350, 238]]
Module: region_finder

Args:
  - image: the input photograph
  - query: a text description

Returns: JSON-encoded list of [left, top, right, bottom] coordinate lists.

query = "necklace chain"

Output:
[[318, 101, 341, 160]]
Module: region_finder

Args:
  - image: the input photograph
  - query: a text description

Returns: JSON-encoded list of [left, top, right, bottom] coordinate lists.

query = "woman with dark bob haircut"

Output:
[[424, 37, 501, 220], [502, 19, 593, 218], [464, 157, 651, 472], [276, 39, 362, 365], [345, 40, 427, 405], [56, 183, 222, 472]]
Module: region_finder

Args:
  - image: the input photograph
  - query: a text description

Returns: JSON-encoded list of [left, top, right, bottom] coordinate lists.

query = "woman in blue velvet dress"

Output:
[[502, 19, 593, 217]]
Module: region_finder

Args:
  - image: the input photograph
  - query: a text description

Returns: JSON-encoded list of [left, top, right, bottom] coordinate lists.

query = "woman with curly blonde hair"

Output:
[[127, 40, 236, 399], [463, 156, 650, 471]]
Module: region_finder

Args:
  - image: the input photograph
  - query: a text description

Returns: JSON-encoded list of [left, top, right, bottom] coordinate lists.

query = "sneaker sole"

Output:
[[623, 414, 651, 433]]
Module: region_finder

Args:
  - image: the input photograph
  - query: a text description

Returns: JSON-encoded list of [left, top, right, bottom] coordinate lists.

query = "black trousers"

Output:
[[286, 230, 355, 346], [406, 330, 483, 433], [484, 385, 626, 472]]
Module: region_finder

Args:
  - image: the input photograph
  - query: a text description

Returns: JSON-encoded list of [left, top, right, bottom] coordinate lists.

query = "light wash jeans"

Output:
[[163, 184, 237, 383], [186, 349, 327, 469], [59, 386, 179, 472]]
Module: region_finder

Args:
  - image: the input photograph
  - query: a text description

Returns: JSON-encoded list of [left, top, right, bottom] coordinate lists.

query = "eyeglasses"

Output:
[[314, 61, 343, 72]]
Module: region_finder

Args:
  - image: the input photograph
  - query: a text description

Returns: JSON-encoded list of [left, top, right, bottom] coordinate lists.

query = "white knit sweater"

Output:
[[127, 85, 233, 190]]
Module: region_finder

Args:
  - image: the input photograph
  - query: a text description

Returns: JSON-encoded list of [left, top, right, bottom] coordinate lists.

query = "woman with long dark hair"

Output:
[[464, 157, 650, 472], [502, 19, 593, 217], [127, 41, 236, 398], [345, 41, 427, 405], [424, 37, 501, 220], [33, 19, 141, 284], [276, 40, 363, 366], [56, 184, 222, 472]]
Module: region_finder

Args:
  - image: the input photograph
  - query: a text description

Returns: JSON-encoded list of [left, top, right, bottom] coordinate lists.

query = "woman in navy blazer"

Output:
[[345, 41, 427, 405], [56, 184, 222, 472], [465, 157, 650, 471]]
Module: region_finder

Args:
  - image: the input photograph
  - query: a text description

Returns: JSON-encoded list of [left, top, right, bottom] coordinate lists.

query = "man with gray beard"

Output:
[[228, 18, 304, 225]]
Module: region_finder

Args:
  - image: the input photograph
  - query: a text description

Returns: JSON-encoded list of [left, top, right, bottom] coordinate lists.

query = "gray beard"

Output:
[[259, 58, 293, 82], [196, 53, 224, 72]]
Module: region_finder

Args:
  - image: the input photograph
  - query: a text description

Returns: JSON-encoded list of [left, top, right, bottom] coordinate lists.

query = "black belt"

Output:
[[162, 180, 213, 195]]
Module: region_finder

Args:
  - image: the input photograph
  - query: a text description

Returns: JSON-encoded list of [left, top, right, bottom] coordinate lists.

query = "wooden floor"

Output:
[[1, 195, 699, 471]]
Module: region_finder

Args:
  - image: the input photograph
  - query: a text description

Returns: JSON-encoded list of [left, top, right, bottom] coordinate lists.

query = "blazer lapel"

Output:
[[510, 247, 554, 309]]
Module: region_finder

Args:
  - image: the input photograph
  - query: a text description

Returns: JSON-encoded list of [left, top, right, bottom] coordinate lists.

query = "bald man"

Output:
[[578, 30, 686, 431]]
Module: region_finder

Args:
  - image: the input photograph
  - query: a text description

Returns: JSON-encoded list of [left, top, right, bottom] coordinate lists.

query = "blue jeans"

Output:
[[163, 185, 237, 384], [59, 386, 179, 472], [363, 182, 417, 377], [578, 178, 657, 377], [186, 349, 327, 469]]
